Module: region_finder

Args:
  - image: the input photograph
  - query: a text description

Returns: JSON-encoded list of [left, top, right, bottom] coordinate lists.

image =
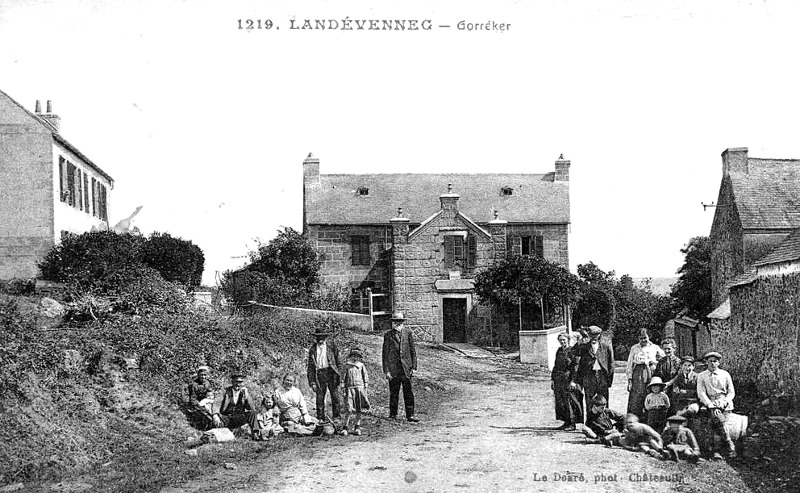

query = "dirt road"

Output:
[[165, 334, 751, 492]]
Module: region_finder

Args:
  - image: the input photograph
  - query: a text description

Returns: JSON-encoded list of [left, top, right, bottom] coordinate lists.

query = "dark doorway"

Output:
[[443, 298, 467, 343]]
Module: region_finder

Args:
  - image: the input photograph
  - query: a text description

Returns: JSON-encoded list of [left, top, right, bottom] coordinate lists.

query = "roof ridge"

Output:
[[0, 88, 53, 133]]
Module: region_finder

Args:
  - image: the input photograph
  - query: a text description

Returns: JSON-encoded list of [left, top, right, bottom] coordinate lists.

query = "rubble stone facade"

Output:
[[303, 154, 571, 343]]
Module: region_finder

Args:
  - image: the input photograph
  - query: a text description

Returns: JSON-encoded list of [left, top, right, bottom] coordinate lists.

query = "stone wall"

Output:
[[307, 224, 392, 293], [721, 274, 800, 409], [0, 97, 55, 279], [506, 223, 569, 267], [245, 302, 372, 332], [710, 176, 743, 307], [392, 211, 494, 342]]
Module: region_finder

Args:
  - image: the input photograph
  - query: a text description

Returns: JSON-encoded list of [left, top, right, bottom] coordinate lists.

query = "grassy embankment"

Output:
[[0, 295, 446, 492]]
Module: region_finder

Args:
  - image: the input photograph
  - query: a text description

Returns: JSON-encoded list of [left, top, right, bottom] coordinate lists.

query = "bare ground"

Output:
[[163, 333, 752, 493]]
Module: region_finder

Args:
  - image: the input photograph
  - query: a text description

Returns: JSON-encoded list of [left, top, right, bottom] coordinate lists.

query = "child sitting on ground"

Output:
[[582, 395, 626, 446], [341, 347, 371, 437], [622, 413, 664, 458], [644, 377, 671, 433], [661, 414, 701, 462], [254, 394, 283, 439]]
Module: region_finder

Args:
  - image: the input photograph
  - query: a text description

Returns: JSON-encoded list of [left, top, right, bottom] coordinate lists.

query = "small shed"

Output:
[[670, 309, 714, 360]]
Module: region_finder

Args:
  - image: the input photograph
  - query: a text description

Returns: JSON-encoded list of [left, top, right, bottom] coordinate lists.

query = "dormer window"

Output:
[[357, 187, 369, 196], [501, 187, 513, 196]]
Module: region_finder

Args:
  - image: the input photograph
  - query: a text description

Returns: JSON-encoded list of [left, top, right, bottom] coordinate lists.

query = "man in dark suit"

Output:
[[382, 311, 419, 422], [571, 325, 615, 402], [307, 325, 342, 421]]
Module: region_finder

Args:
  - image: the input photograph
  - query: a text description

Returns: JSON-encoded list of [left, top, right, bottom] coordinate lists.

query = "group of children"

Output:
[[580, 350, 708, 463], [582, 394, 701, 462]]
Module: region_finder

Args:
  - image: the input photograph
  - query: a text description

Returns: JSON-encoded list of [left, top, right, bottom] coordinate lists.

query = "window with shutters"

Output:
[[76, 168, 83, 211], [66, 162, 76, 207], [83, 174, 90, 213], [98, 184, 108, 222], [445, 234, 477, 269], [91, 178, 98, 217], [521, 235, 544, 258], [351, 235, 371, 266], [467, 234, 477, 268], [59, 156, 67, 203]]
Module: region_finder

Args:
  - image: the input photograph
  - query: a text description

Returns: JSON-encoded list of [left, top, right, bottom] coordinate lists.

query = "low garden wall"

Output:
[[245, 301, 373, 332]]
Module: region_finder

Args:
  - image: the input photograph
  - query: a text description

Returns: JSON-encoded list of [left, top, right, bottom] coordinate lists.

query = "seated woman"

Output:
[[272, 374, 318, 435]]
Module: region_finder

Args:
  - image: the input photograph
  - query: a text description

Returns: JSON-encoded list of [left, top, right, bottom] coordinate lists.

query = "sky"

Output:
[[3, 0, 800, 286]]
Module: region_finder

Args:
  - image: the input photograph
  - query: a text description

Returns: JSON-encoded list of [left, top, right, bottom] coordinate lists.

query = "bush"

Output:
[[141, 232, 205, 289], [38, 230, 205, 294], [38, 230, 145, 292]]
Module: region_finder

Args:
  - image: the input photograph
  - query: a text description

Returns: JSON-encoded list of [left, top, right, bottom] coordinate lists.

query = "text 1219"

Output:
[[237, 19, 274, 30]]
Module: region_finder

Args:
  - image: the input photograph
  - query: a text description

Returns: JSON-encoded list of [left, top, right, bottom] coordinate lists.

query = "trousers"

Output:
[[582, 370, 610, 403], [315, 367, 341, 419], [389, 375, 415, 418]]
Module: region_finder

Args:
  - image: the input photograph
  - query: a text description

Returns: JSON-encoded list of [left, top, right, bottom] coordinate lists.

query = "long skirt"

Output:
[[627, 364, 651, 419], [553, 372, 584, 425]]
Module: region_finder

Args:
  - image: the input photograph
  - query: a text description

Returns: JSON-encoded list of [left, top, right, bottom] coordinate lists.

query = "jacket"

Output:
[[382, 326, 417, 378], [307, 339, 342, 388], [571, 339, 615, 385], [219, 386, 256, 416]]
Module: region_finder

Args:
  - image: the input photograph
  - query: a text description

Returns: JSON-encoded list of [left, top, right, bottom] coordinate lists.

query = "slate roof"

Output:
[[730, 158, 800, 230], [707, 298, 730, 320], [753, 227, 800, 267], [726, 269, 758, 289], [305, 173, 569, 225], [0, 89, 114, 184]]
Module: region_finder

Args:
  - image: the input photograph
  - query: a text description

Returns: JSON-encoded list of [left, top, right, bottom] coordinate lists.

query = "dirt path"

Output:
[[164, 336, 751, 492]]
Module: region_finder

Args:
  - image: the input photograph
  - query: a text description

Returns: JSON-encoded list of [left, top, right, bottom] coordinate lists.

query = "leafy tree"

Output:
[[573, 262, 618, 330], [141, 232, 205, 289], [474, 255, 581, 328], [247, 227, 320, 290], [220, 227, 330, 308], [573, 285, 616, 330], [671, 236, 712, 318], [573, 262, 674, 353], [577, 261, 616, 286]]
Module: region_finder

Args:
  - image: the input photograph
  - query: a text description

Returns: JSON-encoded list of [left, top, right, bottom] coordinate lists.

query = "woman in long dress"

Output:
[[626, 329, 664, 419], [551, 333, 584, 430]]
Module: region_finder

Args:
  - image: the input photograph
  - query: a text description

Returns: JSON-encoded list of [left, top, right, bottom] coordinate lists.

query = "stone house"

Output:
[[302, 153, 570, 343], [709, 147, 800, 308], [0, 90, 114, 279]]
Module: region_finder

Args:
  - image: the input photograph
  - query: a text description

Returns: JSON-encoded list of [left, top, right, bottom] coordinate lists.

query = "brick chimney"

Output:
[[303, 152, 320, 184], [302, 152, 320, 235], [555, 154, 570, 181], [36, 99, 61, 132], [439, 183, 460, 224], [721, 147, 748, 175]]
